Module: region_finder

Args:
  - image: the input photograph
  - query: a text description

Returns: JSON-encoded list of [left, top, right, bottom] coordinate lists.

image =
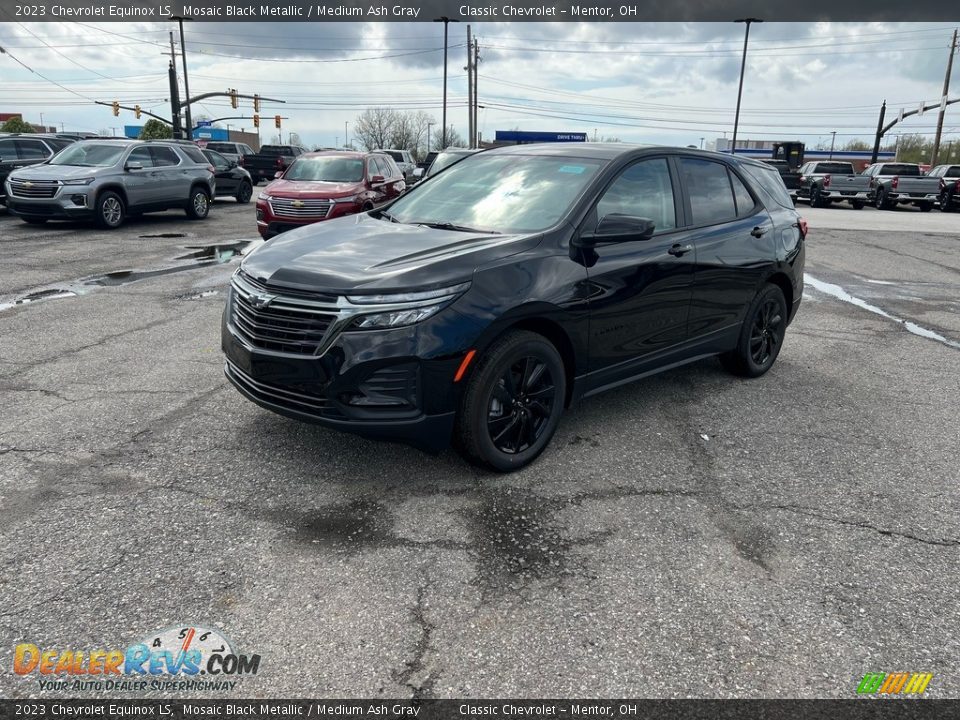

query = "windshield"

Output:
[[428, 151, 473, 176], [283, 156, 364, 182], [49, 143, 125, 167], [388, 154, 605, 233]]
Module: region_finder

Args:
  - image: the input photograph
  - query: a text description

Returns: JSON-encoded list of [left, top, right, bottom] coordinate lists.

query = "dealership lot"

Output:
[[0, 203, 958, 697]]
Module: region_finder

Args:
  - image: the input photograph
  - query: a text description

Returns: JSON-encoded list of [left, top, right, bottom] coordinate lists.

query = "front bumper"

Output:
[[6, 193, 94, 220], [220, 280, 474, 452], [256, 199, 363, 238]]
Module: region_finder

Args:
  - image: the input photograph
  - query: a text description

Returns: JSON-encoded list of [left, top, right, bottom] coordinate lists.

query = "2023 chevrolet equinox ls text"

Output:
[[222, 144, 806, 471]]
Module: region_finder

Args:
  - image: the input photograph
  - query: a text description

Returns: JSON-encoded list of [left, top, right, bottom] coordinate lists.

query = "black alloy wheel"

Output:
[[455, 330, 566, 472], [720, 284, 788, 378]]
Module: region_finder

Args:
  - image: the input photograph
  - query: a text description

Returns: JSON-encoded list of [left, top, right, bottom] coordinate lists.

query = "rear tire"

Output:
[[23, 217, 48, 225], [95, 191, 125, 229], [720, 284, 788, 379], [454, 330, 566, 472], [810, 186, 825, 208], [918, 202, 933, 212], [875, 188, 892, 210], [940, 191, 954, 212], [186, 186, 210, 220], [851, 200, 865, 210]]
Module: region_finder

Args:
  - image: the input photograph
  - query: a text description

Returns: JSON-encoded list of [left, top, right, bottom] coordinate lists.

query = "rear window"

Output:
[[383, 150, 404, 162], [814, 162, 855, 174], [946, 167, 960, 178], [179, 145, 208, 164], [879, 164, 921, 176], [741, 162, 795, 210], [206, 143, 235, 153]]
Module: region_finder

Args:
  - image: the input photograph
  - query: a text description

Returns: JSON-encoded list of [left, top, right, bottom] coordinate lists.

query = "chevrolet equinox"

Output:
[[222, 144, 806, 471]]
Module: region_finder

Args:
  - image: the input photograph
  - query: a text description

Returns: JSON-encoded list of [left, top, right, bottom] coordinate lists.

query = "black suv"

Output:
[[222, 144, 806, 471], [0, 135, 74, 205]]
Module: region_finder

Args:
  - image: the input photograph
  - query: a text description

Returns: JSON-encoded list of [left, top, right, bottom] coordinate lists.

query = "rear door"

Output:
[[582, 156, 695, 388], [148, 146, 186, 204], [679, 156, 774, 343], [207, 151, 238, 194], [123, 146, 160, 207]]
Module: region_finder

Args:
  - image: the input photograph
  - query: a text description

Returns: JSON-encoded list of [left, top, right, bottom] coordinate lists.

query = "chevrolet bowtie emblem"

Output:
[[23, 181, 33, 188], [249, 293, 276, 309], [292, 199, 304, 207]]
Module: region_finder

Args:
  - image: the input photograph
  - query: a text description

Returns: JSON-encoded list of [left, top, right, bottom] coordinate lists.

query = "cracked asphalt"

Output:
[[0, 200, 958, 699]]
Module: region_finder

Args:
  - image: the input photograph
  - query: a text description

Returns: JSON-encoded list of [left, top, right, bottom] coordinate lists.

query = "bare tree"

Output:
[[354, 107, 398, 151], [432, 125, 466, 150]]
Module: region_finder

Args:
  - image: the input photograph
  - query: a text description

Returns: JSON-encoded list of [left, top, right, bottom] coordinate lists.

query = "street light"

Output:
[[829, 130, 837, 159], [344, 120, 349, 149], [731, 18, 762, 157], [434, 16, 459, 148], [427, 121, 435, 151], [169, 15, 194, 140]]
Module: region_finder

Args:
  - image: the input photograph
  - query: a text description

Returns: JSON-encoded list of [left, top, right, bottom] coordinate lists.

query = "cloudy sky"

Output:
[[1, 20, 959, 150]]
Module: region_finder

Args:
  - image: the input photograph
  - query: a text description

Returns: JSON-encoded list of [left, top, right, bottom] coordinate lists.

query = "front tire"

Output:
[[810, 186, 825, 208], [454, 330, 566, 472], [95, 191, 125, 229], [235, 181, 253, 204], [918, 201, 933, 212], [875, 189, 892, 210], [186, 187, 210, 220], [940, 191, 954, 212], [720, 284, 788, 378]]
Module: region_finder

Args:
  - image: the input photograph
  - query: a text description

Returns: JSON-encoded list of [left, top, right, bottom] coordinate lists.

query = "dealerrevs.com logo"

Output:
[[857, 672, 934, 695], [14, 625, 261, 692]]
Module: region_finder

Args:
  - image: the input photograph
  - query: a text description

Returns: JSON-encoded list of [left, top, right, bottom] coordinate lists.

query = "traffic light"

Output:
[[274, 115, 281, 129], [253, 94, 260, 113], [230, 88, 238, 109], [134, 105, 141, 120], [112, 101, 120, 117], [253, 114, 260, 129]]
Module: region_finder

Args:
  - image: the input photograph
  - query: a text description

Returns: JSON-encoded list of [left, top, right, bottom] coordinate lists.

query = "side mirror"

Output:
[[579, 214, 656, 244], [274, 170, 284, 179], [370, 174, 385, 184], [413, 167, 424, 178], [125, 161, 143, 171], [228, 161, 237, 169]]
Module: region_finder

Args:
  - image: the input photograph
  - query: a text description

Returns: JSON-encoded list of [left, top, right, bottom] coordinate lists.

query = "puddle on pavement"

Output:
[[178, 289, 220, 301], [0, 239, 262, 313], [805, 274, 960, 351], [470, 490, 568, 590], [140, 233, 188, 239]]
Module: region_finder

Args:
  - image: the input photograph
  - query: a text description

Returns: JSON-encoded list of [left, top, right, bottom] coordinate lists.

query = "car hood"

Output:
[[8, 163, 103, 181], [265, 179, 364, 198], [241, 212, 537, 294]]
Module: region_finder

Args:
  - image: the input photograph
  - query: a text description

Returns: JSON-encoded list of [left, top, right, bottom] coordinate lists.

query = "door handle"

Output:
[[668, 244, 693, 257], [751, 226, 770, 238]]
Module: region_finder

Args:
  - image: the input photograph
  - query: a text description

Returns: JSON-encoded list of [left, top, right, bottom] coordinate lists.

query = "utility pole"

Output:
[[466, 26, 473, 148], [434, 16, 458, 148], [931, 28, 958, 166], [427, 122, 434, 152], [472, 38, 480, 147], [170, 15, 194, 140], [731, 18, 762, 157], [163, 31, 183, 138], [829, 131, 837, 159], [870, 100, 886, 165], [344, 121, 349, 149]]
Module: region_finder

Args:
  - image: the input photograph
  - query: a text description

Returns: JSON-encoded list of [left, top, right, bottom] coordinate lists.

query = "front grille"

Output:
[[269, 197, 333, 218], [226, 362, 344, 420], [231, 272, 339, 355], [9, 179, 59, 199]]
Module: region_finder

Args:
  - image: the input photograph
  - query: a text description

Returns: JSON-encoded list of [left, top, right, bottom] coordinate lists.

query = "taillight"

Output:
[[823, 174, 831, 188], [892, 175, 899, 190], [954, 179, 960, 192], [206, 165, 215, 174], [237, 156, 244, 167], [276, 157, 283, 168], [800, 175, 806, 182], [798, 217, 808, 239]]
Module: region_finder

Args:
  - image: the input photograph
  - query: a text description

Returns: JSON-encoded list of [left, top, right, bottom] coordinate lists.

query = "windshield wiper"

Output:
[[377, 210, 399, 223], [410, 221, 501, 234]]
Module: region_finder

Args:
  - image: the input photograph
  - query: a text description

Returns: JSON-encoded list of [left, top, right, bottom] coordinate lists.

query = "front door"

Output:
[[581, 156, 695, 390]]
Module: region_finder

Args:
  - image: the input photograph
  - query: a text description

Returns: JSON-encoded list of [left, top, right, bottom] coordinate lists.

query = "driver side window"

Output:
[[127, 147, 155, 168], [595, 158, 676, 234]]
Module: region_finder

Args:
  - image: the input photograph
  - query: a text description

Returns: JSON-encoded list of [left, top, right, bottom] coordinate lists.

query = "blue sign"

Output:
[[123, 125, 143, 138], [191, 127, 229, 141], [197, 120, 212, 128], [495, 130, 588, 143]]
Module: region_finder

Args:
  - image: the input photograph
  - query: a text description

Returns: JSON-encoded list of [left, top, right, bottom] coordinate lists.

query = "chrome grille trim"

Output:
[[9, 179, 61, 199], [268, 197, 333, 218]]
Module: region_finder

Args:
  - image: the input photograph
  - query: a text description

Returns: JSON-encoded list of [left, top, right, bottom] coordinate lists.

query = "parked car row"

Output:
[[795, 160, 960, 211]]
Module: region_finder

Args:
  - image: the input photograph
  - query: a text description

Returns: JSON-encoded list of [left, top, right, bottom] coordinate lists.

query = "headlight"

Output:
[[332, 195, 358, 203], [62, 177, 95, 186], [257, 192, 271, 200], [346, 282, 471, 305], [352, 305, 445, 329], [346, 281, 471, 329]]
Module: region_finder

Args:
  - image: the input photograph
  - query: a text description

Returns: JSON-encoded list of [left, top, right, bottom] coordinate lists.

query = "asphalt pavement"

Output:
[[0, 199, 958, 699]]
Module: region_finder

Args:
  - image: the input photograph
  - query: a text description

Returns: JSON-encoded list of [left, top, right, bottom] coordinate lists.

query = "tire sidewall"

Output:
[[188, 187, 210, 219], [738, 285, 787, 377], [96, 191, 125, 229], [236, 181, 252, 204], [462, 335, 566, 472]]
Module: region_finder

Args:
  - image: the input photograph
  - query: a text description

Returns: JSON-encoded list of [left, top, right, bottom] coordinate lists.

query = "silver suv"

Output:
[[4, 139, 216, 229], [375, 149, 416, 182]]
